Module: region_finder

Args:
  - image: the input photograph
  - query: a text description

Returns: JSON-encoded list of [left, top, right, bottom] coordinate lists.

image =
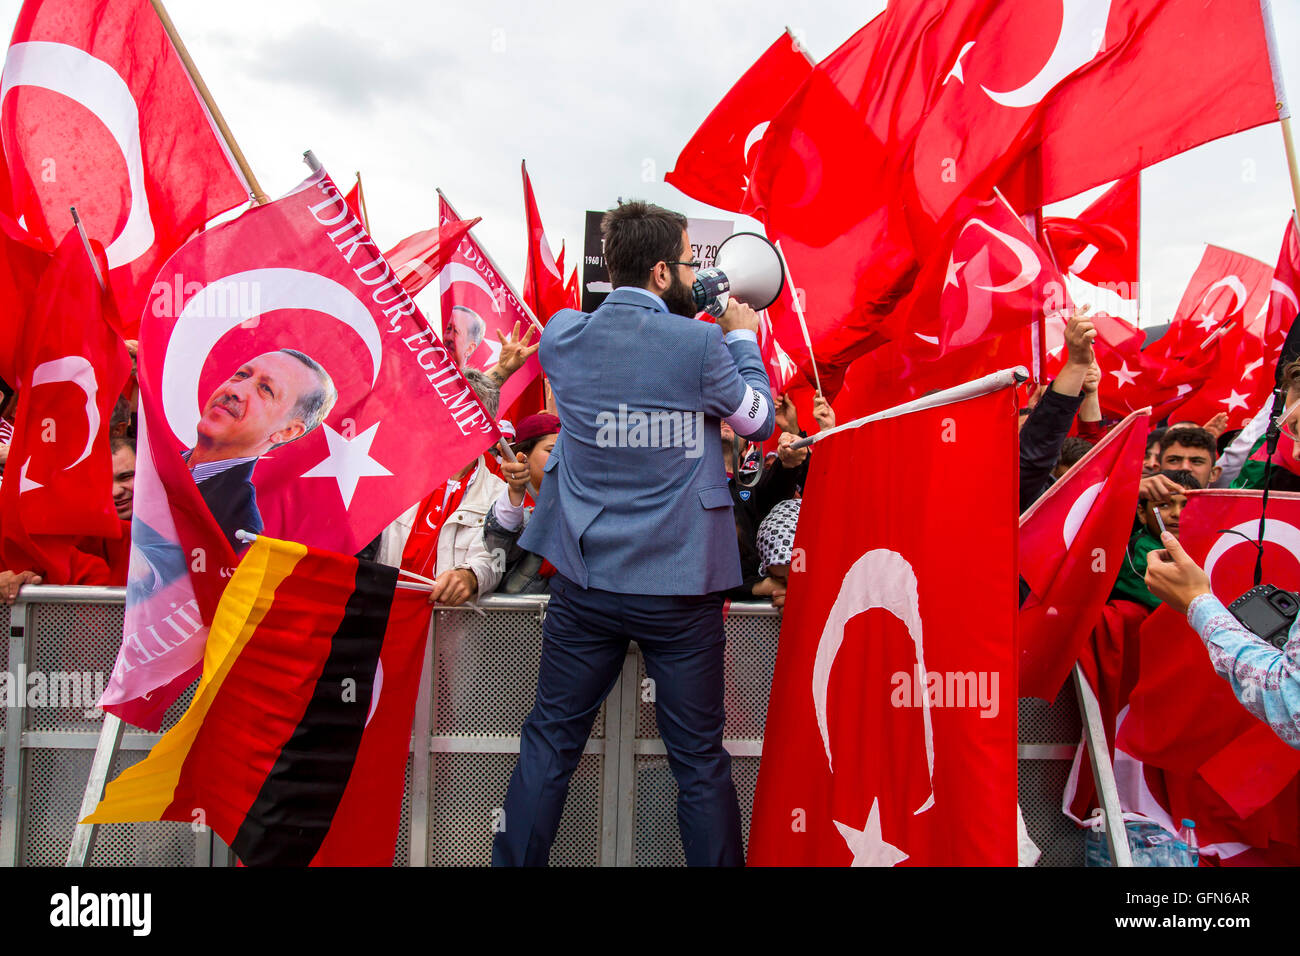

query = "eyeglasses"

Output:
[[1275, 397, 1300, 442], [664, 260, 702, 270]]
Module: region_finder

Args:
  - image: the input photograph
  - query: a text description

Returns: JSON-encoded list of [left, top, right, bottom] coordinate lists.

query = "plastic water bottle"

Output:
[[1179, 819, 1199, 867]]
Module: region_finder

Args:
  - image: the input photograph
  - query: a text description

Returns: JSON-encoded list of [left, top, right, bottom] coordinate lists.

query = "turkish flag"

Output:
[[1267, 216, 1300, 356], [0, 0, 251, 338], [666, 30, 814, 214], [890, 193, 1068, 358], [564, 266, 580, 311], [1018, 408, 1148, 700], [748, 384, 1020, 865], [757, 307, 799, 400], [0, 209, 48, 388], [1042, 176, 1139, 292], [1147, 244, 1273, 363], [1116, 490, 1300, 852], [102, 168, 500, 730], [438, 192, 543, 417], [0, 229, 130, 575], [343, 176, 366, 231], [383, 215, 480, 298], [521, 161, 568, 324], [1168, 321, 1274, 431]]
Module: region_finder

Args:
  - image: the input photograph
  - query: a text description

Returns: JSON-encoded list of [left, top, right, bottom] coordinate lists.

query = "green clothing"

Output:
[[1111, 528, 1163, 609]]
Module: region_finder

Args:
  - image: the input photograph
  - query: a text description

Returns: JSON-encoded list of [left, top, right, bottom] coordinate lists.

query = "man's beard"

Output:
[[663, 269, 699, 318]]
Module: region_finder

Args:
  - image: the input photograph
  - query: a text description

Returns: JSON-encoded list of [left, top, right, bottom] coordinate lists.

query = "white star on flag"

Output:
[[1174, 384, 1193, 399], [944, 257, 966, 289], [302, 423, 393, 509], [18, 458, 42, 494], [943, 40, 975, 85], [1221, 390, 1251, 412], [1109, 360, 1139, 388], [1195, 312, 1219, 331], [834, 797, 909, 867]]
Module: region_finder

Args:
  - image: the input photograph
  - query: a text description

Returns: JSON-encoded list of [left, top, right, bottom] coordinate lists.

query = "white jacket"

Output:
[[377, 458, 506, 596]]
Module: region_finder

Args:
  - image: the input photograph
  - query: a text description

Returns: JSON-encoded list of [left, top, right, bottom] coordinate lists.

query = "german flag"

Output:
[[84, 536, 431, 866]]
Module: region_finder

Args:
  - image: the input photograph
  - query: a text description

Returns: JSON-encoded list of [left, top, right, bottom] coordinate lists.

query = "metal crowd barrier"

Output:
[[0, 586, 1086, 866]]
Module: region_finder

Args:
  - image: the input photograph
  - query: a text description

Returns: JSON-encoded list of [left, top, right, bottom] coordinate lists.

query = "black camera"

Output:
[[1228, 585, 1299, 650]]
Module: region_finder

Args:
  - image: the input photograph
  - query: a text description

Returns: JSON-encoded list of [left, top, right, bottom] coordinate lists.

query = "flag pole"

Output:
[[773, 239, 824, 395], [69, 207, 106, 292], [790, 366, 1029, 449], [355, 171, 373, 234], [149, 0, 268, 206], [436, 187, 545, 332], [1261, 0, 1300, 219], [785, 25, 816, 65]]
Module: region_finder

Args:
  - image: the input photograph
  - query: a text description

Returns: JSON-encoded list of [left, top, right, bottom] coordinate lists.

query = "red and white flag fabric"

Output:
[[0, 229, 130, 577], [101, 168, 501, 730], [0, 0, 250, 337], [1147, 244, 1273, 362], [1265, 215, 1300, 345], [438, 192, 543, 417], [0, 208, 49, 389], [521, 160, 567, 324], [1042, 176, 1139, 292], [747, 0, 1276, 377], [890, 193, 1069, 358], [1018, 408, 1148, 700], [383, 215, 480, 297], [343, 175, 366, 232], [757, 307, 798, 400], [749, 382, 1020, 865], [666, 29, 813, 214]]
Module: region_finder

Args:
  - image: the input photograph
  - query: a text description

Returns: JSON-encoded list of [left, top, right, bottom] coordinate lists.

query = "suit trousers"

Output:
[[491, 573, 743, 866]]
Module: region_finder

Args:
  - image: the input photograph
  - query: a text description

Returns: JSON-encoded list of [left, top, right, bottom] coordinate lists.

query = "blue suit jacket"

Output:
[[519, 288, 775, 595]]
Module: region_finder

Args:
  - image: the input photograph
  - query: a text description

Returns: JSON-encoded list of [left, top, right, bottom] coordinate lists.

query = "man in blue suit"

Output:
[[493, 201, 774, 866]]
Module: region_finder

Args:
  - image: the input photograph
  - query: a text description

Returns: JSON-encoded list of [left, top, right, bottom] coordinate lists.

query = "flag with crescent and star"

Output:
[[1018, 407, 1148, 700], [436, 191, 544, 418], [745, 0, 1276, 379], [1042, 175, 1139, 291], [748, 382, 1019, 865], [666, 29, 814, 215], [85, 534, 431, 866], [1113, 489, 1300, 859], [0, 229, 130, 578], [384, 214, 480, 298], [0, 0, 251, 339], [100, 166, 500, 730]]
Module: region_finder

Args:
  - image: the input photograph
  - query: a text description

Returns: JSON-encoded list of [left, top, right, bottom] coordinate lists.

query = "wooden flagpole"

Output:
[[355, 171, 373, 234], [1261, 0, 1300, 219], [69, 207, 106, 292], [149, 0, 268, 206]]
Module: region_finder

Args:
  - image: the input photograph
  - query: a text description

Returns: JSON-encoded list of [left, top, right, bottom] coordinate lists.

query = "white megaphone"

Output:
[[692, 231, 786, 318]]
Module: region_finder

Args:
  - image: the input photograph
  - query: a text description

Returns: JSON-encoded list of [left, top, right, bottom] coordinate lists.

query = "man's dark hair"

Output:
[[1217, 428, 1241, 457], [279, 348, 337, 436], [1146, 426, 1166, 450], [1057, 436, 1091, 471], [601, 200, 688, 289], [109, 435, 135, 457], [1158, 425, 1215, 457], [1139, 468, 1201, 503]]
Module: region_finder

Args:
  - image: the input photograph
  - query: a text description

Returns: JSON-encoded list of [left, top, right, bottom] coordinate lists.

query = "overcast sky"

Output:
[[3, 0, 1298, 329]]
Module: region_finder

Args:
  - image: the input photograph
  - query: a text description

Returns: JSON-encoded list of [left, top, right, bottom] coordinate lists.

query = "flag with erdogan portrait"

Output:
[[437, 192, 544, 417], [101, 168, 500, 730]]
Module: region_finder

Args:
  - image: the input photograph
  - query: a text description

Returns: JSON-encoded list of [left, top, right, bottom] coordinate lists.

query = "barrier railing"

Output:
[[0, 586, 1087, 866]]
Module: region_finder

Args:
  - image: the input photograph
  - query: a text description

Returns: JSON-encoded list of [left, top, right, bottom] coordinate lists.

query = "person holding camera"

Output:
[[1145, 530, 1300, 749]]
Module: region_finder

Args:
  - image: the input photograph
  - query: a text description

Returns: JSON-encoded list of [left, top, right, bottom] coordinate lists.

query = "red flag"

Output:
[[521, 161, 568, 324], [0, 210, 49, 388], [438, 191, 543, 416], [1117, 490, 1300, 852], [383, 215, 480, 297], [757, 307, 798, 400], [890, 193, 1069, 357], [0, 0, 251, 337], [343, 175, 367, 232], [666, 30, 814, 213], [1147, 244, 1273, 362], [102, 168, 500, 729], [86, 536, 430, 866], [1042, 176, 1140, 292], [1265, 216, 1300, 343], [0, 229, 130, 576], [748, 384, 1019, 865], [748, 0, 1276, 375], [1168, 321, 1273, 431], [1018, 409, 1148, 700], [564, 267, 580, 311]]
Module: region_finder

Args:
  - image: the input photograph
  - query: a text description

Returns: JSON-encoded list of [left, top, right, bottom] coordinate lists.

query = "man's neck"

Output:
[[187, 442, 256, 468]]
